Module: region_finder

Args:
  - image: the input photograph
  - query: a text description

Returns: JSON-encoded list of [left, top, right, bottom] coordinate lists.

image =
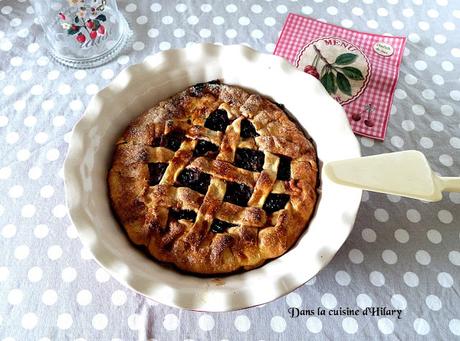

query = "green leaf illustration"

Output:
[[96, 14, 107, 21], [341, 67, 364, 80], [67, 26, 80, 35], [321, 71, 337, 95], [74, 16, 79, 23], [93, 19, 100, 29], [336, 71, 352, 96], [335, 53, 358, 65]]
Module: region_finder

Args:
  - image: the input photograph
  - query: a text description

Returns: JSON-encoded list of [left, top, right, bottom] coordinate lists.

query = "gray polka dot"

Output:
[[427, 229, 442, 244], [401, 120, 415, 131], [362, 228, 377, 242], [438, 210, 453, 224], [412, 104, 425, 115], [404, 74, 418, 85], [390, 136, 404, 148], [430, 121, 443, 132], [439, 154, 453, 167], [441, 104, 453, 116], [391, 294, 407, 310], [395, 229, 409, 243], [403, 272, 419, 287], [374, 209, 389, 222], [382, 250, 398, 264], [432, 74, 444, 85]]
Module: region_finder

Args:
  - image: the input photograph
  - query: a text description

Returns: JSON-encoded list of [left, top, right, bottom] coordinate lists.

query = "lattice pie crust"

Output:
[[108, 81, 318, 274]]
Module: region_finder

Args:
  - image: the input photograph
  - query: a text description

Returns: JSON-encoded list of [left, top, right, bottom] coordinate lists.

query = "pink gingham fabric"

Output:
[[274, 13, 406, 140]]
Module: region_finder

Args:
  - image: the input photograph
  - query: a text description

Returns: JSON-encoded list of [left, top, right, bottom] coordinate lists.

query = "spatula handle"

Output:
[[439, 177, 460, 192]]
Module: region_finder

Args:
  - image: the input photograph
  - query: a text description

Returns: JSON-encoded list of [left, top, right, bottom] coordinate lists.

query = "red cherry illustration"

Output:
[[58, 12, 66, 20], [352, 113, 361, 121], [86, 20, 94, 29], [363, 104, 376, 127], [71, 24, 78, 30], [89, 31, 97, 39], [76, 33, 86, 43], [97, 25, 105, 35], [364, 119, 375, 127], [303, 65, 320, 79]]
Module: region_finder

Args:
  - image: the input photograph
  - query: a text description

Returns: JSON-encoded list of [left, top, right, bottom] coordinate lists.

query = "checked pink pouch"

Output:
[[274, 14, 406, 140]]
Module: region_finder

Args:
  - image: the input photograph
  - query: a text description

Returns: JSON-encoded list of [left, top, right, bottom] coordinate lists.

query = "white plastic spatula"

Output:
[[324, 150, 460, 202]]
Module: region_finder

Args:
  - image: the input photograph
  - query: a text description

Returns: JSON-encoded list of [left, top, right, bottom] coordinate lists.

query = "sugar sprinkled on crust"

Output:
[[108, 81, 318, 274]]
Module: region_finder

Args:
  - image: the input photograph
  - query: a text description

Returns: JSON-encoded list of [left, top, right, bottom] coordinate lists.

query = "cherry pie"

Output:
[[108, 81, 318, 274]]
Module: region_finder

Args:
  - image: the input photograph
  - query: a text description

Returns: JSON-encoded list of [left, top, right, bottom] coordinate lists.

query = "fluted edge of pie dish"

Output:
[[64, 43, 362, 312]]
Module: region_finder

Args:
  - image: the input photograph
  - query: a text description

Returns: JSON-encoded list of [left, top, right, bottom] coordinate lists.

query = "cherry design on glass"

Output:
[[58, 0, 107, 45]]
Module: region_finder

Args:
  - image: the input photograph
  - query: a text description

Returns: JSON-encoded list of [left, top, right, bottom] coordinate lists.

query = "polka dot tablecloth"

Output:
[[0, 0, 459, 340]]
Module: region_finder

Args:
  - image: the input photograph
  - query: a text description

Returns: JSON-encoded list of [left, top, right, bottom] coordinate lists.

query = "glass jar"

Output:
[[32, 0, 131, 68]]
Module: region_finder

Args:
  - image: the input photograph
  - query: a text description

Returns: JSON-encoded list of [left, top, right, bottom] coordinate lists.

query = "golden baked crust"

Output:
[[108, 81, 318, 275]]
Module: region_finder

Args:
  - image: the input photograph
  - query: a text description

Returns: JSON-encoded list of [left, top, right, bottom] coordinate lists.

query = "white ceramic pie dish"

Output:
[[64, 43, 361, 312]]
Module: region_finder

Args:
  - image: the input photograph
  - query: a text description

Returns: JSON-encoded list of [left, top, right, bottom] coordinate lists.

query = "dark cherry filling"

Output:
[[193, 140, 219, 157], [152, 136, 162, 147], [274, 101, 286, 111], [234, 148, 265, 172], [263, 193, 290, 213], [191, 82, 206, 96], [240, 119, 259, 138], [191, 80, 220, 97], [277, 156, 291, 180], [169, 209, 197, 221], [223, 182, 252, 207], [162, 131, 185, 151], [210, 219, 235, 233], [204, 109, 230, 132], [176, 168, 211, 195], [148, 163, 168, 186]]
